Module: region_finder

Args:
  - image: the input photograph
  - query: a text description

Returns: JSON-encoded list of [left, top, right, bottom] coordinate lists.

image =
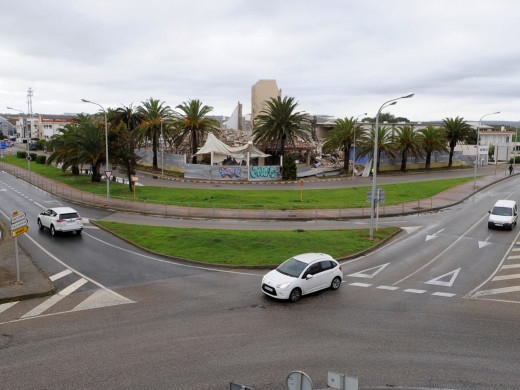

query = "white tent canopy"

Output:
[[196, 133, 270, 165]]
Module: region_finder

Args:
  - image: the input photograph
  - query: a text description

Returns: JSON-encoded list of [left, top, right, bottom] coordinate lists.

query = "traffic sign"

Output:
[[26, 155, 31, 161], [11, 212, 27, 224], [104, 170, 112, 179], [11, 219, 28, 231], [11, 225, 28, 238], [131, 176, 138, 182]]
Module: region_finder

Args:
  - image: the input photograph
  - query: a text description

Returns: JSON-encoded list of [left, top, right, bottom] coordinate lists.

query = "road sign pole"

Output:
[[14, 236, 20, 282]]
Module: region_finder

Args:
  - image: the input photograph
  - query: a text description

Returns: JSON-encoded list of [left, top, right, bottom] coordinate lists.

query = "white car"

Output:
[[37, 207, 83, 236], [261, 253, 343, 302], [488, 199, 518, 230]]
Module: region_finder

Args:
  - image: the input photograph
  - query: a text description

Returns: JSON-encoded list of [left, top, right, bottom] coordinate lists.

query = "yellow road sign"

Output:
[[11, 225, 28, 238]]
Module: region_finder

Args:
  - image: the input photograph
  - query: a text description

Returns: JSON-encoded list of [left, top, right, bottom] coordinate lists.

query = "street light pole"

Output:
[[352, 112, 367, 178], [473, 111, 500, 189], [7, 107, 28, 149], [370, 93, 414, 239], [81, 99, 110, 205]]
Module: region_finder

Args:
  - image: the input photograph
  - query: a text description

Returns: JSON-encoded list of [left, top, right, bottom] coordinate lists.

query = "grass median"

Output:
[[94, 221, 399, 266], [2, 155, 473, 209]]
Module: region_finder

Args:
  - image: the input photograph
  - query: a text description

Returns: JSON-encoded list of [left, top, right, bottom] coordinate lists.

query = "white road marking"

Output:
[[502, 264, 520, 269], [22, 278, 88, 318], [49, 269, 73, 281], [473, 286, 520, 297], [491, 273, 520, 281], [507, 255, 520, 259], [404, 289, 426, 294], [377, 285, 399, 290], [511, 247, 520, 251], [402, 226, 421, 234], [432, 292, 456, 297], [0, 302, 18, 314], [347, 263, 389, 278], [349, 282, 372, 287], [71, 289, 132, 312], [425, 268, 461, 287], [426, 228, 445, 241], [478, 234, 492, 248]]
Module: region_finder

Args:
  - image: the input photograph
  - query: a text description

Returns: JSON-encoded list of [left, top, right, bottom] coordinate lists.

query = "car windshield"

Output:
[[492, 206, 513, 216], [276, 258, 307, 278], [60, 212, 79, 219]]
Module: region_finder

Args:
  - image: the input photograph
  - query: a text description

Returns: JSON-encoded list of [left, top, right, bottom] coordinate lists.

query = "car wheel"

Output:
[[76, 229, 82, 235], [50, 225, 56, 236], [331, 277, 342, 290], [289, 288, 302, 303], [37, 219, 44, 230]]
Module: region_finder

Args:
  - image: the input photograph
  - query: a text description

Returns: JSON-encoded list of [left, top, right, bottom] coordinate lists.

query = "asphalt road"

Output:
[[1, 168, 520, 389]]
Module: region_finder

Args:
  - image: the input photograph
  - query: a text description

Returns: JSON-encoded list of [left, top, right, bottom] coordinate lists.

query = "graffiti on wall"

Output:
[[220, 167, 241, 178], [250, 166, 277, 179]]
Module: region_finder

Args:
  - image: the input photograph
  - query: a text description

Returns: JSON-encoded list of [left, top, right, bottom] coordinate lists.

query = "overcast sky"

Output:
[[1, 0, 519, 123]]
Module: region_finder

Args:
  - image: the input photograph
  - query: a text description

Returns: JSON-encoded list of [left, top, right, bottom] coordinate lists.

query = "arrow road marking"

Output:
[[425, 268, 461, 287], [478, 234, 492, 249], [347, 263, 390, 278], [426, 228, 445, 241]]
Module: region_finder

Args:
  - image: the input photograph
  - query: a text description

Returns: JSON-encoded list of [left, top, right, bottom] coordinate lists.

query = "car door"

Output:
[[40, 209, 53, 228], [301, 262, 323, 294]]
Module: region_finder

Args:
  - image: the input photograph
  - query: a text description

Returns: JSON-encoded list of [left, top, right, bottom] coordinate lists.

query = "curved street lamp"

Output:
[[7, 107, 29, 149], [352, 112, 367, 178], [473, 111, 500, 189], [370, 93, 414, 239], [81, 99, 110, 205]]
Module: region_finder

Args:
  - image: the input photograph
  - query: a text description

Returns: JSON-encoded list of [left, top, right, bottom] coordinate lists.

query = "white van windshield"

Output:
[[492, 206, 513, 216]]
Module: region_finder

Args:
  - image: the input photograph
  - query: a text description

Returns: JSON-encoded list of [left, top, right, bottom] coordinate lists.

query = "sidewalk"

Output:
[[0, 161, 513, 304]]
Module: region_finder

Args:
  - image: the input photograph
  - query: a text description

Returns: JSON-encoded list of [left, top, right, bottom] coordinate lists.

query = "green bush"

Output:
[[36, 139, 47, 150], [282, 154, 297, 180], [17, 151, 27, 159], [36, 155, 47, 164], [29, 153, 38, 161]]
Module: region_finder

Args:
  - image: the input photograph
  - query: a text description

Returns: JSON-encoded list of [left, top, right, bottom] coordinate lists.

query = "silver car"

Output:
[[37, 207, 83, 236]]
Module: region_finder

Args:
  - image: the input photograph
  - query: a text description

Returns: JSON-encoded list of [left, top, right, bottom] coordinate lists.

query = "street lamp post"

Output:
[[352, 112, 367, 178], [369, 93, 414, 239], [7, 107, 28, 149], [473, 111, 500, 189], [81, 99, 110, 205]]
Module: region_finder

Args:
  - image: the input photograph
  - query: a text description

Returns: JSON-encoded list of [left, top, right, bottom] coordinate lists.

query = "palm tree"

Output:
[[442, 116, 472, 168], [322, 117, 361, 173], [171, 99, 220, 164], [252, 96, 310, 156], [395, 125, 423, 172], [135, 98, 172, 170], [72, 120, 107, 182], [419, 125, 448, 169], [358, 125, 397, 173], [46, 123, 82, 175]]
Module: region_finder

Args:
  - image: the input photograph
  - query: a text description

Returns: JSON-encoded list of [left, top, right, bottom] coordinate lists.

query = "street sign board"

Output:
[[11, 212, 27, 224], [26, 155, 31, 161], [11, 225, 28, 238], [104, 170, 112, 179], [0, 141, 5, 150], [131, 176, 138, 182], [11, 219, 28, 231]]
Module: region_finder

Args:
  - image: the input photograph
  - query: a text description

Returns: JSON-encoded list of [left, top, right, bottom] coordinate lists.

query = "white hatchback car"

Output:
[[37, 207, 83, 236], [261, 253, 343, 302]]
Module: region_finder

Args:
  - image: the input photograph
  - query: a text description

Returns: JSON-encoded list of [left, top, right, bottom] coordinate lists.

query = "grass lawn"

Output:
[[94, 221, 399, 266], [2, 155, 473, 209]]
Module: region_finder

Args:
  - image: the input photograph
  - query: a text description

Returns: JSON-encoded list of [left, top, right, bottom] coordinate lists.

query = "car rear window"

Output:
[[60, 212, 79, 219]]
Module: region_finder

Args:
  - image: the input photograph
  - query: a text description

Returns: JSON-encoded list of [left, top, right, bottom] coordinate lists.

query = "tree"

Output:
[[322, 117, 361, 173], [395, 125, 423, 172], [357, 125, 397, 173], [72, 120, 107, 182], [171, 99, 220, 163], [442, 116, 472, 168], [282, 153, 297, 180], [362, 113, 409, 123], [419, 125, 448, 169], [135, 98, 172, 170], [252, 96, 310, 157], [46, 123, 82, 175], [108, 105, 143, 191]]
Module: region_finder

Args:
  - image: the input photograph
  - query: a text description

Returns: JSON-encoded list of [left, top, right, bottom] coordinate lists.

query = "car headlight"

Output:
[[277, 282, 291, 289]]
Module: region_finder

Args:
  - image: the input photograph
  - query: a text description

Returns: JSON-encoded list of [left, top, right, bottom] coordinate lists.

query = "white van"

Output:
[[488, 200, 518, 230]]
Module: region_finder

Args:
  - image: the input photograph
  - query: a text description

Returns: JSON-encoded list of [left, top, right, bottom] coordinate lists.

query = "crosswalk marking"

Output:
[[21, 278, 88, 318], [492, 273, 520, 282], [507, 255, 520, 259], [474, 286, 520, 297], [0, 302, 18, 314], [502, 264, 520, 269], [50, 269, 73, 281]]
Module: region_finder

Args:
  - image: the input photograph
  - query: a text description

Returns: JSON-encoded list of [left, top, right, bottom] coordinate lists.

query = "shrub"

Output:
[[17, 151, 27, 159], [282, 154, 297, 180], [36, 139, 47, 150], [36, 155, 47, 164], [29, 153, 38, 161]]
